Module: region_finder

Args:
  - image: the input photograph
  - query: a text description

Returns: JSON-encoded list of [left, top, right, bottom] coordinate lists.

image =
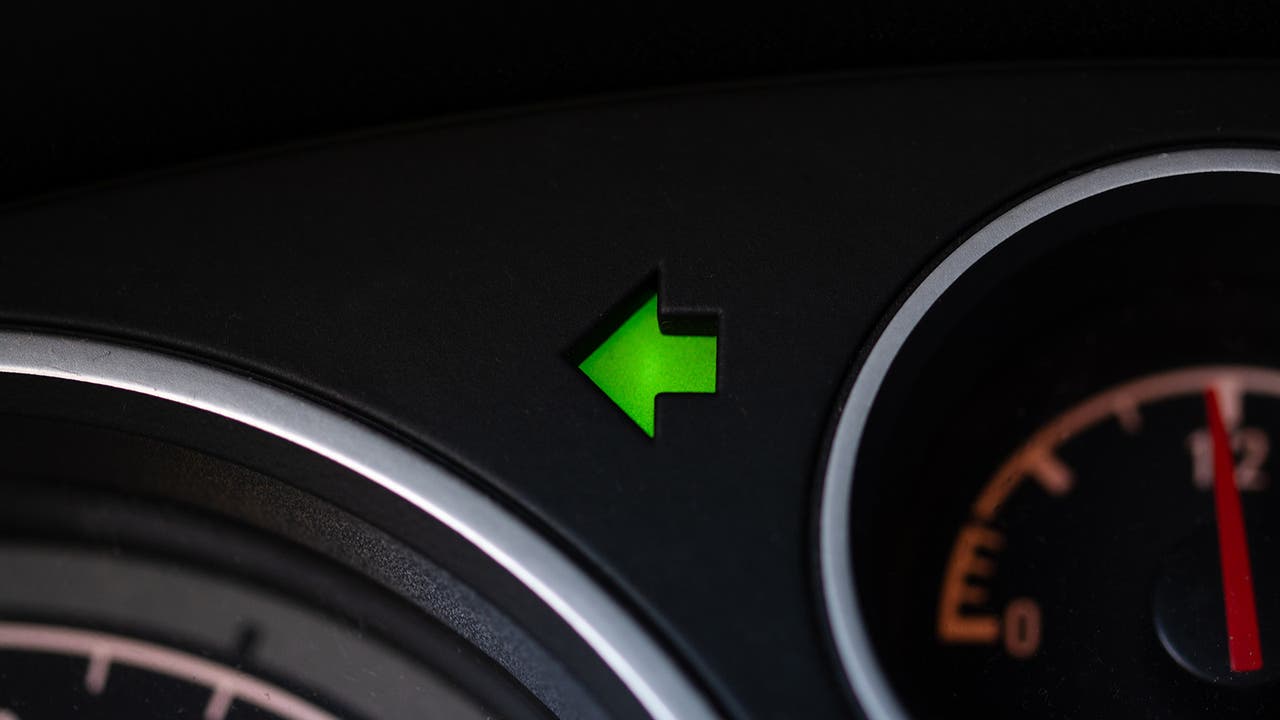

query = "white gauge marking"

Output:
[[1188, 426, 1270, 491], [0, 622, 337, 720], [85, 647, 110, 695], [205, 686, 235, 720], [970, 366, 1280, 520], [1214, 376, 1245, 431], [1236, 428, 1271, 490], [1112, 394, 1143, 434]]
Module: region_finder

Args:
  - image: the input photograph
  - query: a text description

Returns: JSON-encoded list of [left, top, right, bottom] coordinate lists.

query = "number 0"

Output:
[[1003, 598, 1041, 659]]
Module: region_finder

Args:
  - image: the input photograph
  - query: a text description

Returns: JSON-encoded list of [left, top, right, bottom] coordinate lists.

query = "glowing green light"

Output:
[[578, 294, 717, 438]]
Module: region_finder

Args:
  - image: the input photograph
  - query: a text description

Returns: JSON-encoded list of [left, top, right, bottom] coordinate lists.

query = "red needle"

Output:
[[1204, 387, 1264, 672]]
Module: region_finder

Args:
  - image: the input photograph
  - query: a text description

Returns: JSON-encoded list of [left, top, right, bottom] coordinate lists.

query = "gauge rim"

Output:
[[818, 147, 1280, 720], [0, 331, 718, 720]]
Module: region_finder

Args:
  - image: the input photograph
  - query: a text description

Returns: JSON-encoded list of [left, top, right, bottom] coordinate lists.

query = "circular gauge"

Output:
[[0, 345, 713, 720], [0, 478, 548, 720], [820, 149, 1280, 718], [0, 544, 455, 720]]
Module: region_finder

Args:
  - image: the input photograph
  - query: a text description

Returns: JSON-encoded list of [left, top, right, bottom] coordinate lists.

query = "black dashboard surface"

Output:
[[5, 63, 1280, 717], [10, 4, 1280, 203]]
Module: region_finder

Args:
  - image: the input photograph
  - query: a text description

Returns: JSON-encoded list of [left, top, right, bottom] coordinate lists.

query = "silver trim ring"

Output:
[[0, 331, 719, 720], [818, 148, 1280, 720]]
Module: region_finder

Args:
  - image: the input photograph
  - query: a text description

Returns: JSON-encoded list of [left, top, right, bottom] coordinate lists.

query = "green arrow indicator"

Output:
[[578, 293, 717, 438]]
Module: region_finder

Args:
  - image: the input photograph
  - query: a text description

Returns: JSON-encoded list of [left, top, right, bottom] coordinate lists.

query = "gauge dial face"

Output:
[[0, 542, 499, 720], [0, 621, 338, 720], [938, 366, 1280, 692], [0, 471, 546, 720], [825, 153, 1280, 719]]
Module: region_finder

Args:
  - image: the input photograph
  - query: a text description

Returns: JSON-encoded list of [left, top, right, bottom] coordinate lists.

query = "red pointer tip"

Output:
[[1205, 387, 1264, 673]]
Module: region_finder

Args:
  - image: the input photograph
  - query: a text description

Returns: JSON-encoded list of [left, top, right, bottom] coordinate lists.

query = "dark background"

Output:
[[10, 8, 1280, 719], [7, 3, 1280, 204]]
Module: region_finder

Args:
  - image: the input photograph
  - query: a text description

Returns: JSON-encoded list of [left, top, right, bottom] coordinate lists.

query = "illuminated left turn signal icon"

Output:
[[576, 290, 717, 438]]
